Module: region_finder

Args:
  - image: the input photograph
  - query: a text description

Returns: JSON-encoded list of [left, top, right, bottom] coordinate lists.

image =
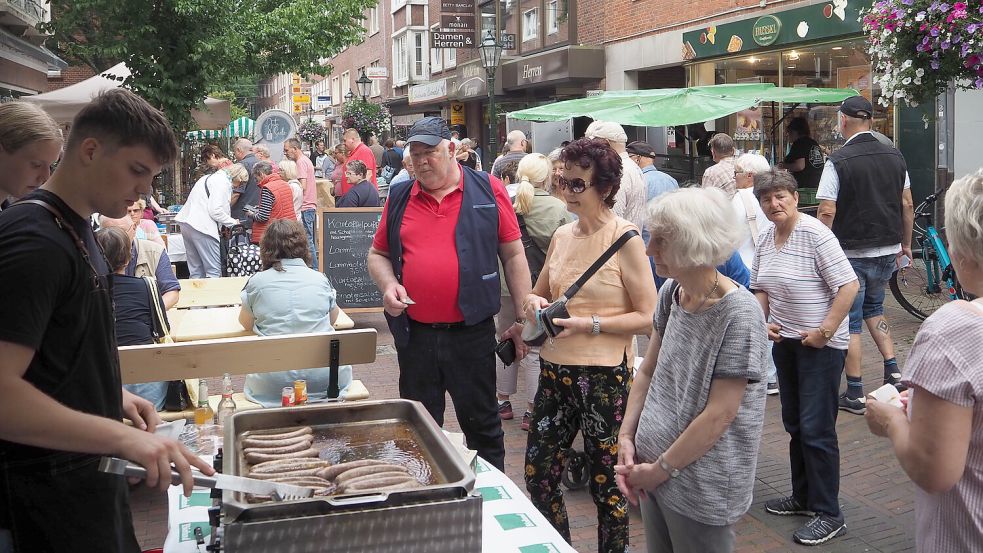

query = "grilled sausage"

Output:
[[243, 440, 312, 456], [341, 475, 417, 492], [336, 471, 413, 489], [249, 458, 330, 474], [241, 435, 313, 449], [315, 459, 388, 481], [245, 448, 320, 465], [241, 426, 313, 440], [267, 476, 333, 488], [370, 480, 423, 492], [248, 467, 324, 480], [334, 464, 409, 484]]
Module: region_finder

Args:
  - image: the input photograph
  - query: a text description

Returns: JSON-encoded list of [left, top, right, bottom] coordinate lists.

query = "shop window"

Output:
[[547, 0, 558, 34], [341, 71, 351, 101], [522, 8, 538, 41], [369, 60, 382, 97]]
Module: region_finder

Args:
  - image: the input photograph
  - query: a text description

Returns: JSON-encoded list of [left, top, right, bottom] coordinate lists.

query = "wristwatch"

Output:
[[819, 326, 834, 340], [514, 318, 527, 326], [657, 454, 680, 478], [591, 314, 601, 335]]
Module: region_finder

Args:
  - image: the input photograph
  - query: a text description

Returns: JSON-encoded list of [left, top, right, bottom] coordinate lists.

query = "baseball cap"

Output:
[[626, 141, 656, 158], [585, 120, 628, 143], [406, 116, 452, 146], [839, 96, 873, 119]]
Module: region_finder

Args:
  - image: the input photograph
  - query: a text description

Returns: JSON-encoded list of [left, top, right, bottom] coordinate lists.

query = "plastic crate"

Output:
[[798, 187, 818, 205]]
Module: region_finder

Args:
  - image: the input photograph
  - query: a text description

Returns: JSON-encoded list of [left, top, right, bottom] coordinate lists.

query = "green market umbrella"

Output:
[[508, 83, 859, 127], [226, 116, 254, 138]]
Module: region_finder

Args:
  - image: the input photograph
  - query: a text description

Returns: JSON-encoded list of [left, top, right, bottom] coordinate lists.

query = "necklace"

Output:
[[686, 271, 720, 314]]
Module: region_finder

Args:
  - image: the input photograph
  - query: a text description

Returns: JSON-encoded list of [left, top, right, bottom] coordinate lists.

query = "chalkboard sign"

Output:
[[320, 207, 384, 311]]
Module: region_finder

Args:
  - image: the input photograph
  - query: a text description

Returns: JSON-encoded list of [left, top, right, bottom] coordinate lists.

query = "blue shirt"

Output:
[[126, 241, 180, 294], [641, 165, 679, 201], [654, 251, 749, 290], [240, 258, 351, 406]]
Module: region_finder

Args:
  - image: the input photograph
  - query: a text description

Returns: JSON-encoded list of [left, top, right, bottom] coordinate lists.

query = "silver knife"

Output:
[[98, 457, 314, 500]]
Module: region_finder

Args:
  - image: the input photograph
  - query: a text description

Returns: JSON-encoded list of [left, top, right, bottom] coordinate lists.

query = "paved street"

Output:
[[130, 297, 923, 552]]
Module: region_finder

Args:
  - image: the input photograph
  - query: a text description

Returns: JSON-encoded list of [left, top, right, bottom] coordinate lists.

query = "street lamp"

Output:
[[478, 29, 504, 162], [344, 90, 355, 103], [356, 69, 372, 101]]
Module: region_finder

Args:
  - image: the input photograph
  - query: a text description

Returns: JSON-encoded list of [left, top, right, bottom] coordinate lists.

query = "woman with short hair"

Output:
[[751, 169, 859, 545], [277, 159, 303, 220], [337, 159, 380, 208], [175, 163, 242, 277], [866, 168, 983, 552], [524, 138, 657, 553], [616, 187, 768, 553], [0, 101, 63, 208], [125, 199, 165, 246], [239, 219, 352, 406]]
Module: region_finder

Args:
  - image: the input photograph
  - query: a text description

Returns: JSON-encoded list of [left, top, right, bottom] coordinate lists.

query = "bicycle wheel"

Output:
[[889, 248, 947, 320]]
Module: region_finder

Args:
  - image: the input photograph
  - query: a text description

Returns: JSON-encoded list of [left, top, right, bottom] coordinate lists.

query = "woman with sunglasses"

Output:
[[0, 102, 62, 211], [524, 138, 657, 553]]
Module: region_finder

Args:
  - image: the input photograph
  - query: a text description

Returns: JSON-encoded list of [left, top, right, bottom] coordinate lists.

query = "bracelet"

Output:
[[514, 318, 527, 326]]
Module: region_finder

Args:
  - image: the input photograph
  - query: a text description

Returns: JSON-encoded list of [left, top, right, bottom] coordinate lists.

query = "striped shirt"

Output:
[[903, 300, 983, 553], [750, 213, 857, 350]]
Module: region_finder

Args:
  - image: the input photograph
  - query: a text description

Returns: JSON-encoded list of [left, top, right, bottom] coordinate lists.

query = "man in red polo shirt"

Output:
[[338, 128, 377, 197], [367, 117, 531, 471]]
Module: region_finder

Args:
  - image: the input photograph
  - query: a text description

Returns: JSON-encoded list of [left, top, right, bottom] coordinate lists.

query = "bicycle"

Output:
[[889, 188, 969, 320]]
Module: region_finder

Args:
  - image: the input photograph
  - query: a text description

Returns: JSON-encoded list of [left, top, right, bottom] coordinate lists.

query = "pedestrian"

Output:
[[816, 95, 914, 415], [616, 187, 768, 553], [491, 130, 528, 179], [781, 117, 825, 190], [752, 169, 859, 545], [230, 138, 259, 228], [0, 88, 213, 552], [283, 138, 319, 268], [311, 140, 328, 177], [276, 159, 304, 220], [368, 135, 385, 167], [701, 133, 738, 199], [379, 138, 402, 184], [456, 138, 479, 170], [626, 140, 678, 200], [585, 121, 648, 232], [495, 153, 570, 431], [99, 215, 182, 309], [247, 161, 296, 245], [546, 148, 563, 196], [389, 147, 414, 188], [252, 144, 279, 176], [0, 101, 62, 210], [523, 138, 657, 553], [865, 168, 983, 553], [337, 160, 380, 208], [175, 163, 241, 278], [367, 116, 532, 471], [125, 199, 164, 245], [338, 129, 377, 197]]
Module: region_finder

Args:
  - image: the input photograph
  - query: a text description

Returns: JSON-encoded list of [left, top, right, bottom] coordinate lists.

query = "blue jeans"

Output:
[[301, 209, 318, 270], [773, 339, 846, 518], [847, 254, 896, 333]]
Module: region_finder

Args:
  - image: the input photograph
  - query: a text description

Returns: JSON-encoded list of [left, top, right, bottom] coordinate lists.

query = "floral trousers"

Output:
[[524, 357, 632, 553]]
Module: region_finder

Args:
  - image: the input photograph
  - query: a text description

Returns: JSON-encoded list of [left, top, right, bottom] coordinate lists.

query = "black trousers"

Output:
[[397, 318, 506, 470]]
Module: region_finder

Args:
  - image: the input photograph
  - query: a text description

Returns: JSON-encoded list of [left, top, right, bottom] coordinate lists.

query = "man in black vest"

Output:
[[817, 96, 914, 416], [367, 117, 532, 470]]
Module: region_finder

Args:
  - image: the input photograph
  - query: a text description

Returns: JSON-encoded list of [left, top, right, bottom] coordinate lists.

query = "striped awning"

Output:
[[185, 129, 224, 139], [226, 116, 254, 138]]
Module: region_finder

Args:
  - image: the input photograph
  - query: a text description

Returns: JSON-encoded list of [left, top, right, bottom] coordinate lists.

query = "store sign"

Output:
[[441, 0, 475, 14], [501, 33, 516, 51], [681, 2, 863, 60], [409, 78, 448, 105], [454, 62, 488, 98], [366, 67, 388, 79], [441, 15, 475, 33], [501, 47, 605, 89], [293, 94, 311, 104], [432, 31, 475, 49], [752, 15, 782, 46], [450, 102, 465, 125]]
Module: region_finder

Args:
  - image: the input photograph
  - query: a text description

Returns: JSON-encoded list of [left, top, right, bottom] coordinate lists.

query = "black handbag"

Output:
[[225, 224, 261, 277], [523, 229, 639, 346]]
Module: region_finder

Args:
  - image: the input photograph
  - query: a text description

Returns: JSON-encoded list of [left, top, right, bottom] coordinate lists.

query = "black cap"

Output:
[[839, 96, 873, 119], [626, 141, 656, 158], [406, 116, 452, 146]]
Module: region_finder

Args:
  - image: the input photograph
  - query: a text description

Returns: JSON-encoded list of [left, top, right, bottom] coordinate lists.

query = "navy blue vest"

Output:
[[386, 165, 501, 325]]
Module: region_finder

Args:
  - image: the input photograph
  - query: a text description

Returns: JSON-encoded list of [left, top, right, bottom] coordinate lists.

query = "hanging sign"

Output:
[[441, 0, 475, 14], [441, 14, 476, 33]]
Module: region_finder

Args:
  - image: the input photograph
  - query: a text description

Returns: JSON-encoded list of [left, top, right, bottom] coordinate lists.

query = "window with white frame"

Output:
[[393, 30, 427, 85], [414, 33, 426, 78], [393, 33, 409, 85], [331, 76, 340, 105], [368, 4, 380, 35], [446, 43, 456, 68], [547, 0, 559, 34], [430, 25, 442, 73], [341, 71, 351, 100], [523, 8, 538, 41], [391, 0, 406, 11], [369, 60, 382, 96]]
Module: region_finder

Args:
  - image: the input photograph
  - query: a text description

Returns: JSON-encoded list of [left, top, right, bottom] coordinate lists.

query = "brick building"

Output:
[[0, 0, 65, 98]]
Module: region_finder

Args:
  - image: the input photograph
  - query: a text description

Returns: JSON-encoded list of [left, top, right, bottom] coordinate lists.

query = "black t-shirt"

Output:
[[0, 189, 122, 462], [460, 151, 478, 170], [785, 136, 825, 189], [111, 274, 166, 347], [336, 179, 381, 208]]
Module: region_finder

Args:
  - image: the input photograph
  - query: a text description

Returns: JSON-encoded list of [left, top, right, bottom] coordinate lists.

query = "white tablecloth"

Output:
[[164, 457, 576, 553], [166, 233, 186, 263]]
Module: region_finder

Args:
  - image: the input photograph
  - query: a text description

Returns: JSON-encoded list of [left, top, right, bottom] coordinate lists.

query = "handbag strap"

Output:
[[738, 191, 760, 246], [142, 275, 171, 339], [560, 229, 639, 300]]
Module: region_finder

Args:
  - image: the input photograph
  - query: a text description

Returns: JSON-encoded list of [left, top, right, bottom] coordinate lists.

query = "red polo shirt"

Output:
[[372, 169, 520, 323], [339, 143, 378, 197]]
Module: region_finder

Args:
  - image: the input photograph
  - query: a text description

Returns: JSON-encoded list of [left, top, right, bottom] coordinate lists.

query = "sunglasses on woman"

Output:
[[556, 176, 591, 193]]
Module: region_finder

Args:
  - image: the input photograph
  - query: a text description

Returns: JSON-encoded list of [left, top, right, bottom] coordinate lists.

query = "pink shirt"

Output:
[[297, 154, 318, 212]]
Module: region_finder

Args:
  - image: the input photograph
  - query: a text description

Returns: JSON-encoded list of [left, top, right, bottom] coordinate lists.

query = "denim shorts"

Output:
[[847, 254, 897, 333]]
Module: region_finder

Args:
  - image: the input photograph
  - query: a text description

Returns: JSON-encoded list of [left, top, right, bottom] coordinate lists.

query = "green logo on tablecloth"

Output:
[[495, 513, 537, 530], [178, 522, 211, 542], [477, 485, 512, 501], [519, 544, 563, 553], [179, 491, 212, 509], [475, 459, 491, 474]]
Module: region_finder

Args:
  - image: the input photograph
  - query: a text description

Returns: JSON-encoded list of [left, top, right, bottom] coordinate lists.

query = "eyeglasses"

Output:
[[126, 208, 141, 213], [556, 176, 590, 194]]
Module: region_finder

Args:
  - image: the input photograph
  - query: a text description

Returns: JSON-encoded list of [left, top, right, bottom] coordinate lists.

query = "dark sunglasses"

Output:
[[556, 176, 590, 193]]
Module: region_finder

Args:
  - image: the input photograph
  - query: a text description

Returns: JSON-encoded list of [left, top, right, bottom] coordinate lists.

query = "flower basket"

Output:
[[862, 0, 983, 106], [297, 120, 325, 145], [341, 99, 391, 140]]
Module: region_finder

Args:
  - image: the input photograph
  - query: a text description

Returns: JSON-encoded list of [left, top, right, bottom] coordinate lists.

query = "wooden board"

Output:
[[319, 207, 384, 309], [118, 329, 377, 384], [173, 277, 248, 309], [166, 306, 354, 342]]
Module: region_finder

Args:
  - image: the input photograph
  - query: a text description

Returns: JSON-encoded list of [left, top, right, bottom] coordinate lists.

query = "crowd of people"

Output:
[[0, 90, 980, 553]]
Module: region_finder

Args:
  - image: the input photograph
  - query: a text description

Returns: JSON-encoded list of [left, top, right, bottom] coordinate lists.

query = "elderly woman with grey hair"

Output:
[[175, 163, 242, 277], [751, 169, 859, 546], [616, 186, 769, 553], [866, 168, 983, 552]]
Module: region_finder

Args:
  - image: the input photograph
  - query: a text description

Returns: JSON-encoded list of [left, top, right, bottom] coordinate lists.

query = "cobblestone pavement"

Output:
[[130, 298, 923, 552]]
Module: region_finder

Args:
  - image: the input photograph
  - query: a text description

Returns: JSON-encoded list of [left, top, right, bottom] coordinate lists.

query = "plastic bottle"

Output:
[[194, 379, 213, 426], [215, 373, 237, 427]]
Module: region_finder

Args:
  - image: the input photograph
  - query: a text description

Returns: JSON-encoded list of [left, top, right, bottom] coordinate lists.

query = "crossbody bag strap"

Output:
[[560, 229, 639, 300], [738, 191, 759, 246], [15, 199, 104, 290], [142, 275, 171, 340]]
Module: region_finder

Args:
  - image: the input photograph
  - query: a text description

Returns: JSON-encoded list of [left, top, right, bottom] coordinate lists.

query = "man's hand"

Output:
[[382, 283, 412, 317], [899, 245, 913, 266], [799, 328, 829, 349], [499, 322, 530, 361], [766, 322, 783, 342], [122, 388, 160, 432], [116, 428, 215, 496]]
